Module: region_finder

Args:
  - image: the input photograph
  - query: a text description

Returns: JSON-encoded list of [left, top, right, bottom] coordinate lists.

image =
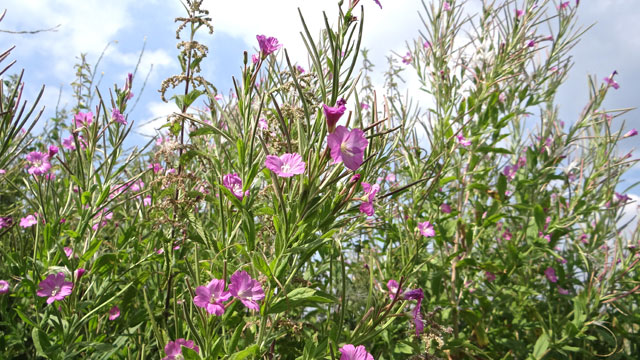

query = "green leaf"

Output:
[[532, 332, 549, 359], [228, 344, 259, 360], [534, 204, 545, 231], [268, 287, 337, 314], [32, 328, 52, 357], [182, 347, 201, 360]]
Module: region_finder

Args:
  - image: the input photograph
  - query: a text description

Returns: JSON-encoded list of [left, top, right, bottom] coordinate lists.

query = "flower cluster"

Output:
[[193, 270, 265, 315]]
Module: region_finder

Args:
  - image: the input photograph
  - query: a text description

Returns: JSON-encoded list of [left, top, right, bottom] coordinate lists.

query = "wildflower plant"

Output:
[[0, 0, 638, 359]]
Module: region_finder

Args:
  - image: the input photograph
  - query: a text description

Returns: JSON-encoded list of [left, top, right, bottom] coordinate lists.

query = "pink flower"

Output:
[[223, 173, 248, 200], [385, 173, 396, 182], [0, 216, 12, 229], [456, 134, 471, 147], [386, 279, 401, 299], [296, 65, 305, 73], [214, 94, 223, 101], [193, 278, 231, 315], [443, 2, 451, 11], [418, 221, 435, 237], [20, 215, 37, 228], [516, 9, 524, 18], [148, 163, 163, 173], [256, 35, 282, 58], [544, 267, 557, 283], [328, 126, 369, 171], [485, 271, 496, 282], [359, 182, 380, 216], [73, 111, 93, 128], [623, 128, 637, 138], [372, 0, 382, 9], [228, 270, 265, 310], [440, 203, 452, 213], [37, 272, 73, 304], [339, 344, 374, 360], [402, 288, 425, 335], [323, 100, 347, 133], [559, 1, 570, 9], [252, 54, 260, 64], [143, 195, 152, 207], [108, 305, 120, 320], [503, 165, 518, 181], [62, 136, 76, 150], [0, 280, 9, 294], [423, 40, 432, 48], [604, 73, 620, 89], [75, 268, 86, 279], [48, 145, 59, 157], [63, 247, 74, 258], [402, 52, 412, 65], [265, 153, 305, 177], [163, 339, 199, 360], [557, 286, 569, 295], [111, 108, 127, 125], [360, 102, 370, 110], [258, 118, 268, 130], [26, 151, 51, 176]]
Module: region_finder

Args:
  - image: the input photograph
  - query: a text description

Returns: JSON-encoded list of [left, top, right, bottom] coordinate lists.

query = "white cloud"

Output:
[[136, 101, 175, 137]]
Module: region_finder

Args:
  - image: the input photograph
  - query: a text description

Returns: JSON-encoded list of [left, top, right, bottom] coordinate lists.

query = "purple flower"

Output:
[[256, 35, 282, 58], [265, 153, 306, 178], [0, 280, 9, 294], [339, 344, 374, 360], [73, 111, 93, 128], [75, 268, 86, 279], [440, 203, 452, 214], [37, 272, 73, 304], [557, 286, 569, 295], [228, 270, 265, 310], [48, 145, 58, 158], [323, 101, 347, 133], [296, 65, 305, 74], [193, 278, 231, 315], [503, 165, 518, 181], [527, 40, 536, 48], [26, 151, 51, 176], [108, 306, 120, 320], [372, 0, 382, 9], [545, 267, 557, 283], [328, 126, 369, 171], [402, 288, 425, 335], [418, 221, 435, 237], [0, 216, 13, 229], [485, 271, 496, 282], [623, 128, 637, 138], [360, 102, 370, 110], [258, 118, 268, 130], [359, 182, 380, 216], [223, 173, 248, 200], [516, 9, 524, 18], [604, 74, 620, 89], [386, 279, 401, 299], [443, 2, 451, 11], [163, 339, 199, 360], [402, 52, 412, 65], [456, 134, 471, 147], [20, 215, 37, 228], [559, 1, 570, 9], [112, 108, 127, 125], [143, 195, 152, 207]]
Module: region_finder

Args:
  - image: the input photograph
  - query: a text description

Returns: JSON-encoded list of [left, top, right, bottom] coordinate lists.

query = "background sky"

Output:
[[1, 0, 638, 225]]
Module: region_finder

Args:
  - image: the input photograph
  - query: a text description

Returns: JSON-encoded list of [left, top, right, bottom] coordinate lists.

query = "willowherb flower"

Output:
[[424, 40, 432, 48], [108, 306, 120, 320], [623, 128, 637, 138], [48, 145, 58, 157], [443, 1, 451, 11], [386, 279, 401, 299], [418, 221, 435, 237], [339, 344, 374, 360], [73, 111, 93, 128], [604, 72, 620, 89], [0, 280, 9, 294], [558, 286, 569, 295], [223, 173, 248, 200], [256, 35, 282, 58], [328, 126, 369, 171], [37, 272, 73, 304], [265, 153, 306, 177], [63, 247, 74, 258], [163, 338, 199, 360], [26, 151, 51, 176], [360, 102, 370, 110], [402, 52, 412, 65], [456, 134, 471, 147], [296, 65, 305, 73], [143, 195, 152, 207], [323, 100, 347, 133], [516, 9, 524, 18], [228, 270, 265, 310], [485, 271, 496, 282], [402, 288, 425, 335], [258, 118, 268, 130], [0, 216, 13, 229], [440, 203, 452, 213], [544, 267, 557, 283], [111, 108, 127, 125], [559, 1, 570, 9], [359, 182, 380, 216], [193, 278, 231, 315], [20, 215, 37, 228], [75, 268, 86, 279], [503, 164, 518, 181], [372, 0, 382, 9]]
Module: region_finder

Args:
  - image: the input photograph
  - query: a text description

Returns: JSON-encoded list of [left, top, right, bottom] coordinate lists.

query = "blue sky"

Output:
[[2, 0, 638, 220]]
